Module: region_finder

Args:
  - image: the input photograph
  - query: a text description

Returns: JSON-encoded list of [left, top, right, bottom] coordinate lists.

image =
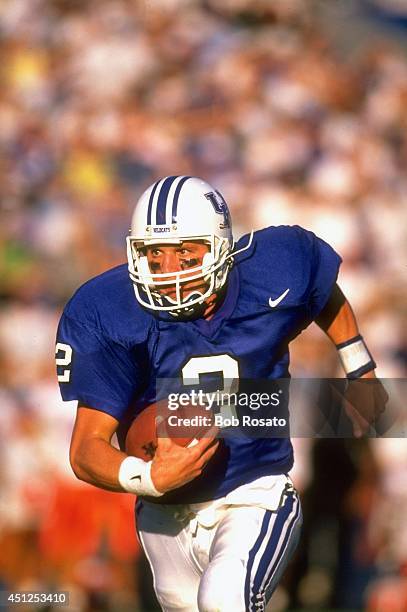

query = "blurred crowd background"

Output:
[[0, 0, 406, 610]]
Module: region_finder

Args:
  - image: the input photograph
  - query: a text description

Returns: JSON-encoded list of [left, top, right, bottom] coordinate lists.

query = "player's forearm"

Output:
[[315, 284, 359, 344], [70, 437, 128, 492], [316, 284, 376, 378]]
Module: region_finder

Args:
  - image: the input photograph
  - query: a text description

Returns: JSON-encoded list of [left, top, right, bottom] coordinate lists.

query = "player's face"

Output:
[[145, 241, 210, 300]]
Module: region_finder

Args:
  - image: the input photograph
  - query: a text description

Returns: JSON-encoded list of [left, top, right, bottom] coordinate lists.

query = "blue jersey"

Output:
[[56, 225, 341, 502]]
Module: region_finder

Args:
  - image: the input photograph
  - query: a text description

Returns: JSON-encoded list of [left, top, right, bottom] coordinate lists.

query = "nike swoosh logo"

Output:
[[269, 288, 290, 308], [130, 475, 141, 481]]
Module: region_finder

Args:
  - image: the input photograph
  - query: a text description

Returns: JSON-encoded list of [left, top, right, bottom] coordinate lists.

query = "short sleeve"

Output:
[[307, 234, 342, 319], [56, 312, 142, 420]]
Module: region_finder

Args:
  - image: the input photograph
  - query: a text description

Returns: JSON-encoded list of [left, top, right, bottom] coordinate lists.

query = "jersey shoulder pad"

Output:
[[239, 225, 316, 254], [63, 264, 153, 346], [235, 225, 341, 308]]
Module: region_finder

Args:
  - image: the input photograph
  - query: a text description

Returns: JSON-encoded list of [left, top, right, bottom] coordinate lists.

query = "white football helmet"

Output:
[[127, 176, 252, 317]]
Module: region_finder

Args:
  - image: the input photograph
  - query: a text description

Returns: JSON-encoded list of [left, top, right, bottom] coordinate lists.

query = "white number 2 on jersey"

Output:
[[181, 354, 239, 424], [55, 342, 72, 382]]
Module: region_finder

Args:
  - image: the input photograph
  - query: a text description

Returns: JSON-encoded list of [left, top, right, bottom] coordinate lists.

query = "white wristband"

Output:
[[336, 335, 376, 379], [118, 456, 163, 497]]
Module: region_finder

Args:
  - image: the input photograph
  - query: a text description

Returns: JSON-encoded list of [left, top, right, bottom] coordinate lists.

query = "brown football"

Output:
[[125, 400, 215, 461]]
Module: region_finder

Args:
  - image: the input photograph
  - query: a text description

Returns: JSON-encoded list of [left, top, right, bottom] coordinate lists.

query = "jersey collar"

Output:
[[190, 265, 240, 337]]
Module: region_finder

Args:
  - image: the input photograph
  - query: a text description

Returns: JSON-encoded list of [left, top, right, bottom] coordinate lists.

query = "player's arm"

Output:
[[70, 406, 127, 492], [315, 283, 388, 435], [70, 405, 219, 495], [315, 284, 375, 376]]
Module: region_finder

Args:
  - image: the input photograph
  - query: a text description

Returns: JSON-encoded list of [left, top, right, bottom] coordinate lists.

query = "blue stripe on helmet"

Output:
[[155, 175, 178, 225], [146, 179, 161, 226], [171, 176, 191, 223]]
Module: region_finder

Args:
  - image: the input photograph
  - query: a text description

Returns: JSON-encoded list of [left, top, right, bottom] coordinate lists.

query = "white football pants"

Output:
[[136, 476, 302, 612]]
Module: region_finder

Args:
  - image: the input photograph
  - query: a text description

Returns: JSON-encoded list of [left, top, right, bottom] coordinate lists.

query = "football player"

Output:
[[56, 176, 387, 611]]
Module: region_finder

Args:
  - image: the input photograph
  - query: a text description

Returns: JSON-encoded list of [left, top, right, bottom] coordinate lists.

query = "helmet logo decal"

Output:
[[204, 191, 231, 228]]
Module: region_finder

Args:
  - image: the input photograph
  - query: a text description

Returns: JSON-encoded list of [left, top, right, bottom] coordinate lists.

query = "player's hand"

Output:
[[150, 429, 219, 493], [343, 373, 388, 438]]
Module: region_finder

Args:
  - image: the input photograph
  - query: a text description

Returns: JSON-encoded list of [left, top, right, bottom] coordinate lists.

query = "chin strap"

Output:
[[167, 291, 208, 319]]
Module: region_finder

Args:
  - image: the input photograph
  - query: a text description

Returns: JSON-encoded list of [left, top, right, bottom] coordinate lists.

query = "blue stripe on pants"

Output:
[[244, 492, 300, 610], [260, 495, 301, 603]]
